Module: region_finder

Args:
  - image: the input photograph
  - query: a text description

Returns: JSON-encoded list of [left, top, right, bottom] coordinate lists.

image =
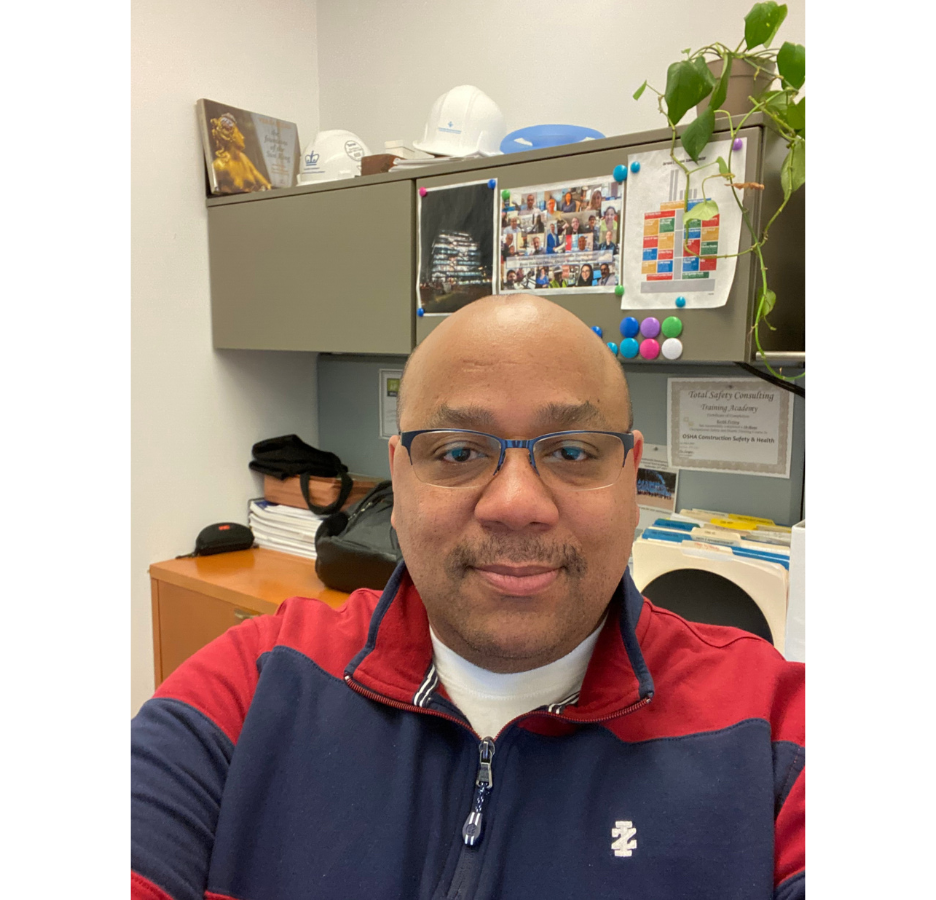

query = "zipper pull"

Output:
[[461, 738, 495, 846]]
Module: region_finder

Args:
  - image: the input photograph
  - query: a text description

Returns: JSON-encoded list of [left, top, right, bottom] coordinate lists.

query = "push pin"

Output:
[[417, 307, 425, 317], [620, 316, 640, 339], [620, 338, 640, 359], [733, 138, 743, 151], [501, 189, 511, 201], [639, 338, 661, 360], [640, 317, 661, 339], [488, 179, 496, 189], [615, 285, 624, 296], [592, 325, 603, 338], [675, 296, 686, 308], [630, 161, 641, 174], [607, 342, 618, 355], [419, 187, 428, 197], [613, 164, 628, 183]]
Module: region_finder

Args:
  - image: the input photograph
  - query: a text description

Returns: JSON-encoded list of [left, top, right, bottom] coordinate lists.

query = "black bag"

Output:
[[249, 434, 353, 516], [315, 481, 403, 592]]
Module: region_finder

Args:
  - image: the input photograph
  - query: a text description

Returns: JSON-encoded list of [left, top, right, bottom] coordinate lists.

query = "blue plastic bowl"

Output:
[[500, 124, 606, 155]]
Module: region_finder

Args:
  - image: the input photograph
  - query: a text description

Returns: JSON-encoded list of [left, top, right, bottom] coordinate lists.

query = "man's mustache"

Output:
[[446, 536, 587, 578]]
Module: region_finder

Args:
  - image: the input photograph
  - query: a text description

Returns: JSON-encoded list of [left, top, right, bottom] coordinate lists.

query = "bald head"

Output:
[[398, 294, 632, 432]]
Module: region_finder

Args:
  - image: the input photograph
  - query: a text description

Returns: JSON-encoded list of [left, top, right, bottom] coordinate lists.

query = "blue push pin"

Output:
[[675, 296, 686, 308], [607, 342, 618, 356], [417, 307, 425, 317], [488, 178, 496, 189], [630, 161, 641, 174], [613, 164, 628, 183], [592, 325, 603, 338], [620, 316, 640, 339], [620, 338, 640, 359]]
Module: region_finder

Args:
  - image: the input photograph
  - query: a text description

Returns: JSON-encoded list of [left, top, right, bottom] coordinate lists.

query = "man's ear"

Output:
[[630, 430, 644, 472], [388, 435, 400, 529]]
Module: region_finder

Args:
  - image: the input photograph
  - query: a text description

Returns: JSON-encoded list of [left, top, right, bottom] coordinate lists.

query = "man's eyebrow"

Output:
[[420, 402, 611, 432], [423, 404, 496, 429], [534, 402, 610, 430]]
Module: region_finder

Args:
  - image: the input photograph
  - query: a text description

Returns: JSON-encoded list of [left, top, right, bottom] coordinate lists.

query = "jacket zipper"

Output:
[[461, 737, 495, 846], [345, 674, 652, 853]]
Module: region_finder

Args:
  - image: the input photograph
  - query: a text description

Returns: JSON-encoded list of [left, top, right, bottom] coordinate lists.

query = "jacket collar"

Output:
[[346, 562, 654, 721]]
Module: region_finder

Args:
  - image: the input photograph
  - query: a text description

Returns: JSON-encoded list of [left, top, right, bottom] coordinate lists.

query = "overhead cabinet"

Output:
[[206, 116, 803, 362]]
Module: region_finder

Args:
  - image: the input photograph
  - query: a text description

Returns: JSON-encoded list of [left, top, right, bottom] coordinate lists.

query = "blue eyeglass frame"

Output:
[[399, 429, 635, 481]]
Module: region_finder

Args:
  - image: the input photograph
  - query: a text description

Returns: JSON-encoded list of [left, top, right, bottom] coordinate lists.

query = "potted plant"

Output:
[[634, 2, 805, 381]]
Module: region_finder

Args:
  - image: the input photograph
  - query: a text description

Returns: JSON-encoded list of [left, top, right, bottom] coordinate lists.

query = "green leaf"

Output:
[[759, 89, 790, 120], [681, 109, 715, 162], [708, 52, 733, 111], [777, 41, 805, 89], [744, 2, 788, 49], [786, 97, 805, 132], [780, 141, 805, 199], [664, 57, 716, 126], [757, 286, 777, 320], [633, 80, 648, 101], [686, 199, 719, 222], [717, 156, 731, 176]]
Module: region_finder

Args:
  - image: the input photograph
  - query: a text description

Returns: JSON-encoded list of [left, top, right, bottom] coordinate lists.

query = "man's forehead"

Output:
[[422, 400, 611, 431]]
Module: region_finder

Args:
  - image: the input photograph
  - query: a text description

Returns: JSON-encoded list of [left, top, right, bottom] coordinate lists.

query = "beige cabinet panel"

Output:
[[208, 180, 415, 354]]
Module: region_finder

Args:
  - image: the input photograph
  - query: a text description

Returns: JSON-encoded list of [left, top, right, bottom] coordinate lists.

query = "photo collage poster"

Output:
[[417, 180, 499, 315], [499, 180, 622, 294]]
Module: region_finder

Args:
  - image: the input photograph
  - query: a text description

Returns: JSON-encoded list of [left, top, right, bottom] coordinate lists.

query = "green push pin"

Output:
[[501, 189, 511, 201], [661, 316, 683, 338], [615, 285, 624, 296]]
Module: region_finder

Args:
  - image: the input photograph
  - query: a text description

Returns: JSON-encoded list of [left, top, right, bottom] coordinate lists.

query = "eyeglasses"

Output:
[[399, 429, 635, 491]]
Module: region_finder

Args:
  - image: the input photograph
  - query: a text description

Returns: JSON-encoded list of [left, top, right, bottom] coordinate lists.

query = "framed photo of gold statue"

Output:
[[196, 99, 300, 195]]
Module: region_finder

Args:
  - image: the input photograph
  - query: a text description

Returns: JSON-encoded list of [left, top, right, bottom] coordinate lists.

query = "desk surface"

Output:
[[149, 548, 350, 615]]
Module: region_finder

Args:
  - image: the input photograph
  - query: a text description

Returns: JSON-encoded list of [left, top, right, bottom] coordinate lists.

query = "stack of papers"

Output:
[[392, 152, 499, 171], [248, 499, 327, 561]]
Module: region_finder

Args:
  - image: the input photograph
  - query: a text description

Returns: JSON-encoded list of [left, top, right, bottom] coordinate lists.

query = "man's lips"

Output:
[[472, 565, 561, 595]]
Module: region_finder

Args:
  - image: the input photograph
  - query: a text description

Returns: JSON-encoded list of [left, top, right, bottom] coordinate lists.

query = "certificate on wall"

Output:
[[667, 378, 793, 477], [379, 369, 403, 440]]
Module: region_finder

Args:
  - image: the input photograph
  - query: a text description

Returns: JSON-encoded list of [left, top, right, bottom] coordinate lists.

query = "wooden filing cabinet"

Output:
[[149, 548, 350, 687]]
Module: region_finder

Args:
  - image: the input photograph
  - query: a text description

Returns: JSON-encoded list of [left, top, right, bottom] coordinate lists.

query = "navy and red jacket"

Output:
[[131, 564, 805, 900]]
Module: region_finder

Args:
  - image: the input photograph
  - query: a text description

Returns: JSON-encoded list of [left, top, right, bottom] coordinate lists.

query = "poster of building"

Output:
[[499, 179, 622, 294], [417, 181, 498, 315]]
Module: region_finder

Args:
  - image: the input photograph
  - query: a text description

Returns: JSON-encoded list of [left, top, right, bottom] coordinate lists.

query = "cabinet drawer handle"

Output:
[[233, 608, 258, 622]]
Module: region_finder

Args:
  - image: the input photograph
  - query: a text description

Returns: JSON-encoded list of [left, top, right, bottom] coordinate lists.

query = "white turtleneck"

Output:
[[429, 618, 606, 740]]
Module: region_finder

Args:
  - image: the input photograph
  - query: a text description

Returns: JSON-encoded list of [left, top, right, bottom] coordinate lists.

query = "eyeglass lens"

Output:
[[408, 431, 626, 490]]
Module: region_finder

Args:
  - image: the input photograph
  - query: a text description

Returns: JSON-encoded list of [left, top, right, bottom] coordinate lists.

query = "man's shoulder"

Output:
[[629, 600, 804, 744], [148, 588, 382, 744]]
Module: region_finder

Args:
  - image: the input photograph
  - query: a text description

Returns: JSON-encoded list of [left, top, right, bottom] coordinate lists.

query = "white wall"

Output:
[[131, 0, 322, 715], [317, 0, 805, 153]]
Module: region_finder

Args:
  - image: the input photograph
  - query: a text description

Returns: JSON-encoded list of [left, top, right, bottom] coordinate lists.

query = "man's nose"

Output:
[[474, 448, 559, 532]]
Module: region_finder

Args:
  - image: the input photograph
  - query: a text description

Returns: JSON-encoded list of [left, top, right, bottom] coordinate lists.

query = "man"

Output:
[[131, 296, 804, 900], [598, 262, 618, 286], [529, 235, 544, 255], [503, 215, 522, 236], [598, 232, 618, 256], [548, 266, 567, 288], [503, 268, 518, 289]]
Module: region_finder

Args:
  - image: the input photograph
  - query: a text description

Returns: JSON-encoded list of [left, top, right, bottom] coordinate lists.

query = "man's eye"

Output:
[[439, 445, 484, 463], [546, 443, 594, 463]]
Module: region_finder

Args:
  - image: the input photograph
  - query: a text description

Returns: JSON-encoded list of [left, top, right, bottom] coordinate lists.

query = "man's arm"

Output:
[[131, 615, 279, 900]]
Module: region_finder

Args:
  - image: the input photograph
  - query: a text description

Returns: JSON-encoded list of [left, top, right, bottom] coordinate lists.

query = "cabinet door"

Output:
[[209, 180, 415, 353], [153, 580, 261, 686]]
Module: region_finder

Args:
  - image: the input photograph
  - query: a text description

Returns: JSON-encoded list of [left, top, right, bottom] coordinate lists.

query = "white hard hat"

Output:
[[413, 85, 506, 157], [297, 130, 371, 185]]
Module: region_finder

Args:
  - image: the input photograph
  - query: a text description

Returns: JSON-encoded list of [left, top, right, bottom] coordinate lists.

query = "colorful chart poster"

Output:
[[667, 377, 793, 478], [498, 179, 622, 294], [417, 180, 499, 315], [622, 139, 746, 310]]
